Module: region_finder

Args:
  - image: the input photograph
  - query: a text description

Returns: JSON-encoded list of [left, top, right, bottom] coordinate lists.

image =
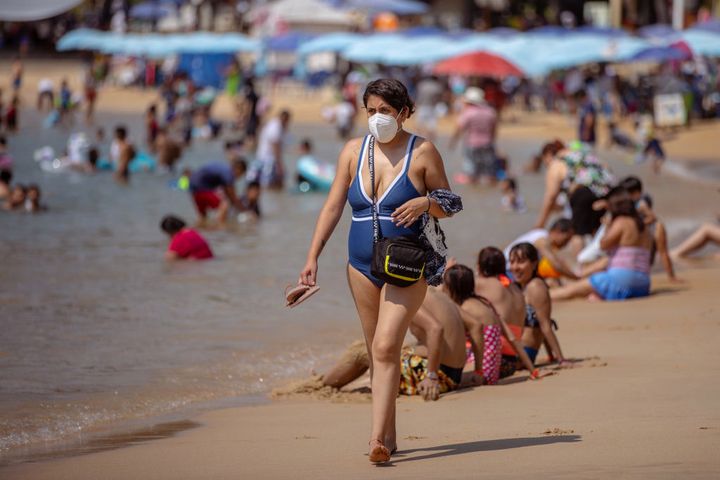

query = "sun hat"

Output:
[[463, 87, 486, 105]]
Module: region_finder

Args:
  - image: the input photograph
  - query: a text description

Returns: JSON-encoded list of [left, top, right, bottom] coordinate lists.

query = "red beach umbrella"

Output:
[[434, 50, 524, 78]]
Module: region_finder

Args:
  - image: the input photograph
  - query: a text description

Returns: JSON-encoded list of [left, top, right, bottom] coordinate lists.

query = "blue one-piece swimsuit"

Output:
[[347, 134, 422, 287]]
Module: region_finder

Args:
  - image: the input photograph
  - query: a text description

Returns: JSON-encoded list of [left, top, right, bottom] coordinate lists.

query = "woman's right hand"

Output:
[[299, 259, 318, 286]]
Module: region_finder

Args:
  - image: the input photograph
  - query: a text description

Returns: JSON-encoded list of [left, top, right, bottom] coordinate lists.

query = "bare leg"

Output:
[[322, 340, 369, 389], [372, 281, 427, 453], [654, 221, 677, 280], [550, 278, 596, 301], [216, 200, 230, 227], [671, 223, 720, 258]]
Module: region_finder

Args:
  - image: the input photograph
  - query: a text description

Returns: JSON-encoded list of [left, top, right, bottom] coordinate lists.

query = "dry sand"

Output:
[[3, 264, 719, 479], [2, 58, 719, 478]]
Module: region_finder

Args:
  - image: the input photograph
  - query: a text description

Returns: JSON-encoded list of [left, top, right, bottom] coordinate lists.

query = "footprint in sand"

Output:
[[403, 435, 427, 441], [543, 428, 575, 436]]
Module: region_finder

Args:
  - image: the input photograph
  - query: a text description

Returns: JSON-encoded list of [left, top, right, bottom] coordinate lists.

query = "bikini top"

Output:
[[347, 134, 421, 219]]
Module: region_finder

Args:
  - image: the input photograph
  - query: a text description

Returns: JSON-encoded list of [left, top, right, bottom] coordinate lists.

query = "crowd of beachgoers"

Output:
[[2, 52, 719, 404]]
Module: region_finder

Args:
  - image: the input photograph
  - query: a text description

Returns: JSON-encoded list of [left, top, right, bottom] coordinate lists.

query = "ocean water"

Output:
[[0, 103, 707, 463]]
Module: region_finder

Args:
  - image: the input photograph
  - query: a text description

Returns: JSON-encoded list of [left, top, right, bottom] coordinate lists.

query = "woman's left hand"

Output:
[[392, 196, 430, 227]]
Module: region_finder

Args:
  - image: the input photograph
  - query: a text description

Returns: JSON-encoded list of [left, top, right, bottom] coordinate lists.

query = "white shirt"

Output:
[[256, 117, 283, 163], [504, 228, 548, 262]]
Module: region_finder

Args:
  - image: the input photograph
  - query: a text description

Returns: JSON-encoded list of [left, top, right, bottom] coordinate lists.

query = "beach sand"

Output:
[[2, 58, 719, 478], [3, 264, 719, 479]]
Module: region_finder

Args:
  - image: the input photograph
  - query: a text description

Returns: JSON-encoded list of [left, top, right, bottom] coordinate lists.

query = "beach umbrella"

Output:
[[433, 51, 524, 78], [380, 35, 458, 66], [631, 44, 691, 63], [637, 23, 678, 40], [690, 19, 720, 34], [486, 27, 519, 37], [265, 31, 318, 52], [338, 0, 429, 15], [400, 25, 445, 37], [680, 30, 720, 57], [129, 2, 174, 21], [341, 33, 405, 63], [575, 26, 628, 37], [296, 32, 363, 56], [529, 25, 569, 36]]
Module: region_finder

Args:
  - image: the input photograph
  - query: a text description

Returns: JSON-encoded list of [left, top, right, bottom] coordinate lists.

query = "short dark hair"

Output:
[[504, 178, 516, 191], [160, 215, 186, 235], [115, 126, 128, 140], [88, 148, 99, 166], [247, 180, 260, 190], [232, 158, 247, 174], [0, 135, 6, 146], [27, 183, 40, 193], [363, 78, 415, 117], [301, 138, 312, 150], [443, 264, 476, 305], [477, 246, 506, 277], [620, 175, 643, 194], [509, 242, 539, 266], [549, 218, 574, 233], [607, 186, 645, 233]]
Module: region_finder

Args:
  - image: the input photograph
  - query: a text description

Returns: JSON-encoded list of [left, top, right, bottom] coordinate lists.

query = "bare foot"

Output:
[[368, 439, 390, 464]]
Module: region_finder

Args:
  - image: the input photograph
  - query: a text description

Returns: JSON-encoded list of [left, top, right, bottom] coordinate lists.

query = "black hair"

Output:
[[280, 110, 291, 120], [607, 186, 644, 233], [300, 138, 312, 150], [0, 169, 11, 184], [0, 135, 6, 146], [27, 183, 40, 193], [148, 104, 157, 114], [549, 217, 574, 233], [575, 89, 588, 99], [160, 215, 186, 235], [88, 147, 99, 166], [443, 264, 476, 305], [362, 78, 415, 117], [477, 247, 506, 277], [232, 158, 247, 174], [509, 242, 540, 278], [115, 126, 128, 140], [504, 178, 517, 191], [247, 180, 260, 190], [620, 175, 643, 194]]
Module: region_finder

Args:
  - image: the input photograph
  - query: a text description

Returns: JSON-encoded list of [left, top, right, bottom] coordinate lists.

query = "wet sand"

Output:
[[1, 58, 719, 476]]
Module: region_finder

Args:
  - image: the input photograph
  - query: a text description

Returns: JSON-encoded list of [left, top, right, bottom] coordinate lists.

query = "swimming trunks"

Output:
[[399, 351, 459, 395], [347, 135, 422, 287], [524, 346, 539, 363]]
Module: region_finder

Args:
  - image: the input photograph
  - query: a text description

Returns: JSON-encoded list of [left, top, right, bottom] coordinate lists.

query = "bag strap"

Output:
[[368, 136, 380, 244]]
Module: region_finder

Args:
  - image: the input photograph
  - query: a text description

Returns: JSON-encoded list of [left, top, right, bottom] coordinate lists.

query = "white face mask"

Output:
[[368, 109, 402, 143]]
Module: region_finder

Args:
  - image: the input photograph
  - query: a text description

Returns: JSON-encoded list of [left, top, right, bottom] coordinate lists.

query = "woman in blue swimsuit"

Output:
[[299, 79, 454, 464]]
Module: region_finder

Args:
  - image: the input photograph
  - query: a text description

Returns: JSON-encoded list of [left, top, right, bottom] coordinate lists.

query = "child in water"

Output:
[[500, 178, 526, 213], [160, 215, 213, 260]]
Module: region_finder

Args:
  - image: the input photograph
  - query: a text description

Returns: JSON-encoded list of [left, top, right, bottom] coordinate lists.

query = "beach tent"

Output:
[[0, 0, 82, 21], [433, 51, 524, 78], [248, 0, 354, 33]]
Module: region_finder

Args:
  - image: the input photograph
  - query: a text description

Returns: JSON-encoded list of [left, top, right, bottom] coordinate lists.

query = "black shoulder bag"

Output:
[[368, 136, 427, 287]]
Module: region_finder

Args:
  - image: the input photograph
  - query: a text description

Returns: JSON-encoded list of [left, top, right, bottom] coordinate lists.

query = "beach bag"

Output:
[[367, 136, 427, 287]]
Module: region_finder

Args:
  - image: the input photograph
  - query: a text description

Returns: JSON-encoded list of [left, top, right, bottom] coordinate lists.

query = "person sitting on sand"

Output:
[[670, 221, 720, 260], [188, 159, 247, 227], [160, 215, 213, 261], [474, 248, 538, 377], [500, 178, 526, 213], [551, 187, 652, 301], [504, 218, 578, 284], [322, 288, 468, 401], [443, 264, 536, 385], [508, 243, 567, 366], [620, 176, 679, 282]]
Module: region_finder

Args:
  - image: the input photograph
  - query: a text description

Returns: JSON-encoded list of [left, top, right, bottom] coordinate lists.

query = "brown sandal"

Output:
[[368, 439, 390, 464]]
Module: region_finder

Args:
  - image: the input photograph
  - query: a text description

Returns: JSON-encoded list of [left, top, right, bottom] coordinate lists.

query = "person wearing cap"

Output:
[[449, 87, 498, 185]]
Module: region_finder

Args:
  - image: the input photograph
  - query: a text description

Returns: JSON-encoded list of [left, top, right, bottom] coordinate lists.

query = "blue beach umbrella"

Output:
[[129, 2, 174, 20], [265, 31, 317, 52], [338, 0, 429, 15], [681, 30, 720, 57], [690, 19, 720, 34], [631, 45, 690, 63], [637, 23, 678, 40]]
